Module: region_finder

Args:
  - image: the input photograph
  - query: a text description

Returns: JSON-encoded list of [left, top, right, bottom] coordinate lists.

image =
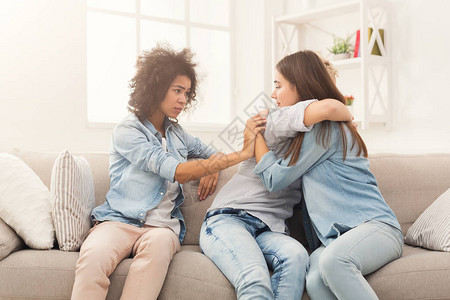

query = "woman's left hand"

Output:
[[198, 171, 220, 201]]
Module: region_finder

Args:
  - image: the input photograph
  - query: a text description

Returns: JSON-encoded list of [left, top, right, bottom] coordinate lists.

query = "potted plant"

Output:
[[344, 94, 355, 106], [328, 36, 352, 60]]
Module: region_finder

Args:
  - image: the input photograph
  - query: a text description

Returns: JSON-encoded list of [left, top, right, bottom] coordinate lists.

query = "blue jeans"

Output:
[[199, 208, 309, 300], [306, 220, 404, 300]]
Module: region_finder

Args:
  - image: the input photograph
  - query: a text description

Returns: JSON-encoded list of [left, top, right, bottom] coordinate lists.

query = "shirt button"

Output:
[[139, 213, 143, 216], [160, 192, 164, 195], [140, 220, 144, 223]]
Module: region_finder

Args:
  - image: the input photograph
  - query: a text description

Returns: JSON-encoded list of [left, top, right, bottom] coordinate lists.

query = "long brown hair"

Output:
[[128, 44, 198, 122], [277, 50, 368, 166]]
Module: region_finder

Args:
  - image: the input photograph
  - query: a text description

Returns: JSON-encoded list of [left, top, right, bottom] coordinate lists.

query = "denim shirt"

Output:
[[92, 114, 216, 243], [254, 122, 401, 246]]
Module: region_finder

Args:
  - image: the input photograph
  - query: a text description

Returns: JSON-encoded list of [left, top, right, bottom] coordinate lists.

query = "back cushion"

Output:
[[369, 154, 450, 235], [12, 149, 450, 243], [10, 149, 110, 207]]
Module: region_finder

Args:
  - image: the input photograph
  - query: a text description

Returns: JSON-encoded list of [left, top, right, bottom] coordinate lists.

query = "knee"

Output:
[[77, 243, 116, 274], [306, 266, 325, 296], [318, 248, 345, 282], [237, 267, 271, 293], [290, 245, 309, 268], [278, 243, 309, 273]]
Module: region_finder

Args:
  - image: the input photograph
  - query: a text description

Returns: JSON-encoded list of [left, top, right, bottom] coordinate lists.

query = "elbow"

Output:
[[324, 101, 339, 116], [267, 185, 281, 193], [325, 99, 352, 122], [263, 179, 281, 193], [267, 185, 276, 192]]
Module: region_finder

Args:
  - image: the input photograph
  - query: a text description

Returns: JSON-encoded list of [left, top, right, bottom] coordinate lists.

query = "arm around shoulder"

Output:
[[303, 99, 352, 127]]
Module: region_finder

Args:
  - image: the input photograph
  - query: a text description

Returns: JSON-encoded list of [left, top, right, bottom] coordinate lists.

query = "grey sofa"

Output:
[[1, 149, 450, 300]]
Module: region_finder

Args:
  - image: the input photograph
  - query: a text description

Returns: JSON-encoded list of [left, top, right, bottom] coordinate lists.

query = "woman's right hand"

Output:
[[242, 114, 266, 158]]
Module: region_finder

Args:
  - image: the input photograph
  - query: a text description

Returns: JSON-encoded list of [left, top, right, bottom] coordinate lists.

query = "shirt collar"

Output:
[[143, 116, 174, 137]]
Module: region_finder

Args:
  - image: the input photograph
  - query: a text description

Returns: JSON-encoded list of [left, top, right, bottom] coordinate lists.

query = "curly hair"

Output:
[[321, 57, 339, 82], [128, 44, 198, 122]]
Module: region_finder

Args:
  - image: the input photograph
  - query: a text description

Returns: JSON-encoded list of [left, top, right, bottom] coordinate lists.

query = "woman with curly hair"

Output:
[[71, 45, 265, 300]]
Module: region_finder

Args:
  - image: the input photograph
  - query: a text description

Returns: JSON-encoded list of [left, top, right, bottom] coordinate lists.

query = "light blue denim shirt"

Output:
[[92, 114, 216, 243], [254, 121, 401, 246]]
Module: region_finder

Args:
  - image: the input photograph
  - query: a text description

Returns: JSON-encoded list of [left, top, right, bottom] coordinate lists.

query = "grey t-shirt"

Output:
[[208, 99, 317, 233], [145, 137, 181, 235]]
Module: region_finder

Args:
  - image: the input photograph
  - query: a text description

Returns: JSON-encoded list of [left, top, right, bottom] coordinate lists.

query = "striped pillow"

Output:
[[405, 188, 450, 252], [50, 150, 95, 251]]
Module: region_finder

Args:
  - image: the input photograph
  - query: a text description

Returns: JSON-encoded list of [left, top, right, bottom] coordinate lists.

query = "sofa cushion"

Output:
[[159, 245, 236, 300], [405, 188, 450, 251], [0, 153, 55, 249], [0, 249, 78, 299], [0, 218, 24, 260], [0, 245, 236, 300], [366, 244, 450, 299], [50, 150, 96, 251], [369, 154, 450, 235], [0, 249, 125, 300], [10, 149, 110, 207]]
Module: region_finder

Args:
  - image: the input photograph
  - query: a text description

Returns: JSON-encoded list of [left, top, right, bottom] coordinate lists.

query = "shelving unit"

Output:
[[273, 0, 392, 129]]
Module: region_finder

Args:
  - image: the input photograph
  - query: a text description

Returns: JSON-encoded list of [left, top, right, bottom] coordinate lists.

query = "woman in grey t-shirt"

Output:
[[200, 94, 352, 299]]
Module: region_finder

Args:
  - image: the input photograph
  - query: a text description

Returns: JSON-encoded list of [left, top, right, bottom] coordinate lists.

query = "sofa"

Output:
[[1, 149, 450, 300]]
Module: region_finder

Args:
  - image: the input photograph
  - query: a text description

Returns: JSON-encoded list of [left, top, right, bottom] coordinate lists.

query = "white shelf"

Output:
[[272, 0, 392, 129], [332, 57, 361, 68], [332, 56, 389, 68], [276, 1, 360, 25]]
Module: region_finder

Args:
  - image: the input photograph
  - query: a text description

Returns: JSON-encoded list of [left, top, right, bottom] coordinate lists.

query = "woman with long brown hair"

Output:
[[199, 56, 354, 299], [253, 50, 403, 299]]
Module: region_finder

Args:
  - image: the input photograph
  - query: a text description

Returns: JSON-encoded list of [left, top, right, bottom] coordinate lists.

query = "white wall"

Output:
[[0, 1, 112, 153], [1, 0, 449, 155], [282, 0, 450, 154], [0, 0, 275, 154], [361, 0, 450, 154]]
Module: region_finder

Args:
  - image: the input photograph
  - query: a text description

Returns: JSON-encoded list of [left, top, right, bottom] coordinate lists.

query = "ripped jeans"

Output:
[[199, 208, 309, 300]]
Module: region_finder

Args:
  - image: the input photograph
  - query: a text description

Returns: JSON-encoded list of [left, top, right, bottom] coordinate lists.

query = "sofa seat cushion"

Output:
[[366, 244, 450, 299], [0, 246, 237, 300], [159, 245, 236, 300], [0, 249, 126, 299], [0, 249, 78, 299]]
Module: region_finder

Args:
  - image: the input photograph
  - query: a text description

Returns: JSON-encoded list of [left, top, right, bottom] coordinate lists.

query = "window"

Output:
[[86, 0, 233, 127]]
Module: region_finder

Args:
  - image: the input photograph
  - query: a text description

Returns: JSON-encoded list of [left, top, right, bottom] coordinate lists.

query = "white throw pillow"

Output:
[[50, 150, 95, 251], [0, 154, 55, 249], [405, 188, 450, 251]]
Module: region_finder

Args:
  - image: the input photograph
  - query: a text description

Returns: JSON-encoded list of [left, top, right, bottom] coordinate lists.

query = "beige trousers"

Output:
[[71, 221, 180, 300]]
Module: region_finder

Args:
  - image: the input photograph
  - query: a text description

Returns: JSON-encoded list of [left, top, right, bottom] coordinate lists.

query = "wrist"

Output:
[[239, 149, 253, 161]]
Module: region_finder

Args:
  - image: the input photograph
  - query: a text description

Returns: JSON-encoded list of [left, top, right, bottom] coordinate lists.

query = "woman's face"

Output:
[[159, 75, 191, 119], [271, 70, 299, 108]]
